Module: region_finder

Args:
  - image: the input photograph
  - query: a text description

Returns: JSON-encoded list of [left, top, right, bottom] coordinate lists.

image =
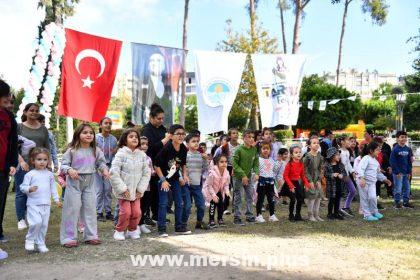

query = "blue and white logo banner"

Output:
[[194, 51, 246, 135], [252, 54, 307, 127]]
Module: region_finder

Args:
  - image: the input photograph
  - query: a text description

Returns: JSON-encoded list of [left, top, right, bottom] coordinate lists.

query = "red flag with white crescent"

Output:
[[58, 28, 122, 122]]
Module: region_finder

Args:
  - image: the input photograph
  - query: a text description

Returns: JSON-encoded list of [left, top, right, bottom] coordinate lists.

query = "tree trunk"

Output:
[[249, 0, 259, 130], [292, 0, 301, 54], [179, 0, 190, 126], [279, 1, 287, 53], [336, 0, 351, 86]]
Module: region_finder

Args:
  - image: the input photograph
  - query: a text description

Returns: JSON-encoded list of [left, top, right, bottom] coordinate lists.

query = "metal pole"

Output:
[[66, 117, 73, 144]]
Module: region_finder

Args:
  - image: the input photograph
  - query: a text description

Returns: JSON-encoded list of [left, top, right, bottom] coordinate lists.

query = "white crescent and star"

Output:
[[75, 49, 106, 89]]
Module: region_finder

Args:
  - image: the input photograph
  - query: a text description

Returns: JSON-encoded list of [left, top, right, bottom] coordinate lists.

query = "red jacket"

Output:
[[284, 161, 310, 191]]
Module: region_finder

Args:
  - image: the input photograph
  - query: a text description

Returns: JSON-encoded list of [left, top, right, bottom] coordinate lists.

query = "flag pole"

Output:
[[66, 117, 73, 143]]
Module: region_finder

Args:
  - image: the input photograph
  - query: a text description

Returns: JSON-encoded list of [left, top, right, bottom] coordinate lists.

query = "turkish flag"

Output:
[[58, 28, 122, 122]]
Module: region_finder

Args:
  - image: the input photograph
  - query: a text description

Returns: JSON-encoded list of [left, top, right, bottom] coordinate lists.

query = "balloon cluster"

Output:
[[17, 22, 66, 129]]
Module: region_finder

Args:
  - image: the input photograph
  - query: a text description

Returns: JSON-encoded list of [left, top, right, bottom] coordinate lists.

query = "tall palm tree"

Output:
[[291, 0, 311, 54], [179, 0, 190, 126], [333, 0, 388, 86], [278, 0, 290, 53]]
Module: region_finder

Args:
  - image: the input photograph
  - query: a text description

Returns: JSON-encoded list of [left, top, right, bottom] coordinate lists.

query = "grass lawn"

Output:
[[0, 180, 419, 280]]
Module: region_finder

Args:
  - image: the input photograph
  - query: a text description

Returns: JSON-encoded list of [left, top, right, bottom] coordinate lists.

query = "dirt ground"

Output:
[[1, 184, 419, 280]]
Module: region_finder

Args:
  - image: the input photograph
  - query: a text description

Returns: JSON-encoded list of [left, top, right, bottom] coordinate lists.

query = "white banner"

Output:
[[252, 54, 307, 127], [195, 51, 246, 135], [319, 100, 326, 111], [308, 101, 314, 110]]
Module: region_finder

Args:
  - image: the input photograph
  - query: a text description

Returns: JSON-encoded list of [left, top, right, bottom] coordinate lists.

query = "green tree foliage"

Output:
[[184, 95, 198, 132], [297, 74, 361, 131], [216, 19, 278, 130], [404, 94, 420, 131]]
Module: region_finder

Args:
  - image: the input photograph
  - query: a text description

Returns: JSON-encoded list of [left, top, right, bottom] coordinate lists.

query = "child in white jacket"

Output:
[[110, 129, 151, 240], [356, 142, 391, 221]]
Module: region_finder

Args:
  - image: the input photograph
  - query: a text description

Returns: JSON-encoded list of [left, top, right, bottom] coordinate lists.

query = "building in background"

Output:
[[323, 69, 399, 100]]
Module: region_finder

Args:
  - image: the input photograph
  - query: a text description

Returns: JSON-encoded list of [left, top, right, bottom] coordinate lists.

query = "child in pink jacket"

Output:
[[203, 155, 231, 228]]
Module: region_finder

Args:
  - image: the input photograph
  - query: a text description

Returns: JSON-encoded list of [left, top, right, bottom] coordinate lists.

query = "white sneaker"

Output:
[[255, 215, 266, 223], [37, 245, 49, 253], [223, 210, 231, 215], [315, 216, 324, 222], [127, 228, 141, 239], [25, 240, 34, 251], [309, 215, 317, 222], [18, 219, 27, 230], [113, 230, 125, 241], [140, 224, 151, 234], [269, 215, 279, 222]]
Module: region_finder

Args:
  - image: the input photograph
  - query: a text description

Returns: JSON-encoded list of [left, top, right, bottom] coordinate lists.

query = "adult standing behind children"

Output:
[[0, 80, 18, 247], [141, 103, 172, 224]]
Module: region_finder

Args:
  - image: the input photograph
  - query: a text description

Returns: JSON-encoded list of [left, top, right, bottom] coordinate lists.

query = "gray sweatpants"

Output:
[[60, 174, 98, 244], [26, 205, 50, 247], [233, 178, 254, 219], [357, 181, 378, 218], [95, 173, 112, 214]]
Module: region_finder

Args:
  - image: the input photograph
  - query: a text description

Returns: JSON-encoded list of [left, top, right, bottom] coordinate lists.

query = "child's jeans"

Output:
[[158, 180, 182, 231], [393, 174, 410, 204]]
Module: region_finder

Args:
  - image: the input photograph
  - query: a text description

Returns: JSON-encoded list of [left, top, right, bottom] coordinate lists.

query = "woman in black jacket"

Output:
[[140, 103, 172, 225]]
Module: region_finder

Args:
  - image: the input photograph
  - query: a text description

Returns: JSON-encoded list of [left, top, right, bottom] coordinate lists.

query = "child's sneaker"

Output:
[[208, 220, 217, 229], [294, 214, 304, 222], [37, 245, 49, 253], [25, 240, 35, 251], [97, 213, 105, 222], [158, 229, 168, 238], [255, 215, 266, 223], [113, 230, 126, 241], [0, 249, 7, 260], [18, 219, 27, 230], [195, 221, 210, 230], [308, 215, 317, 222], [127, 228, 141, 239], [223, 210, 231, 215], [269, 215, 279, 222], [218, 219, 226, 227], [403, 202, 414, 209], [363, 215, 379, 221], [315, 215, 324, 222], [246, 216, 256, 223], [340, 208, 353, 217], [233, 218, 245, 226], [175, 227, 192, 235], [373, 213, 384, 220], [394, 202, 403, 209], [289, 214, 295, 221], [140, 224, 151, 234], [105, 212, 114, 220]]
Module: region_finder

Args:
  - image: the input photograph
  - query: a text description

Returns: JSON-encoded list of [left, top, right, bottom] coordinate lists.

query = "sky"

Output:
[[0, 0, 418, 90]]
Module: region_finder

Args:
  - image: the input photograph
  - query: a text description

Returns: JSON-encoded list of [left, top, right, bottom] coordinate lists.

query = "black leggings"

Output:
[[256, 183, 275, 216], [209, 192, 224, 222], [139, 190, 152, 225], [328, 185, 342, 215], [289, 181, 304, 217], [224, 166, 233, 211]]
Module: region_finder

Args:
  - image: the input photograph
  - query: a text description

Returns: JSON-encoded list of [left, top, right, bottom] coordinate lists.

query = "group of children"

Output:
[[16, 120, 414, 252]]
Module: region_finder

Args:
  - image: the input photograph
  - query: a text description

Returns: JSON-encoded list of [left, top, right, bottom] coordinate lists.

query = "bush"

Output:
[[408, 131, 420, 140], [273, 130, 294, 142]]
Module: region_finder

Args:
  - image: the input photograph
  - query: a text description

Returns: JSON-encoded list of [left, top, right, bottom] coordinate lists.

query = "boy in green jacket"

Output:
[[232, 130, 259, 225]]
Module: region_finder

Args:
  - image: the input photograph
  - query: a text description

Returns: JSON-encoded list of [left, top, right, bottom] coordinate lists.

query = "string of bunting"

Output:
[[299, 92, 420, 111]]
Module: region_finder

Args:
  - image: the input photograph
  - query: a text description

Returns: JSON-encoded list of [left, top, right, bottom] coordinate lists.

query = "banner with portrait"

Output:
[[131, 43, 186, 126], [194, 51, 246, 135], [251, 54, 307, 127]]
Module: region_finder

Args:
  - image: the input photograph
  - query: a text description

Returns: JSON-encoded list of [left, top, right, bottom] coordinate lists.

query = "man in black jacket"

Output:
[[0, 79, 18, 243]]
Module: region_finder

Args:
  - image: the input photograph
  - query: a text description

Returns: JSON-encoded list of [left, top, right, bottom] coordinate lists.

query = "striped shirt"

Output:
[[187, 151, 208, 186]]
